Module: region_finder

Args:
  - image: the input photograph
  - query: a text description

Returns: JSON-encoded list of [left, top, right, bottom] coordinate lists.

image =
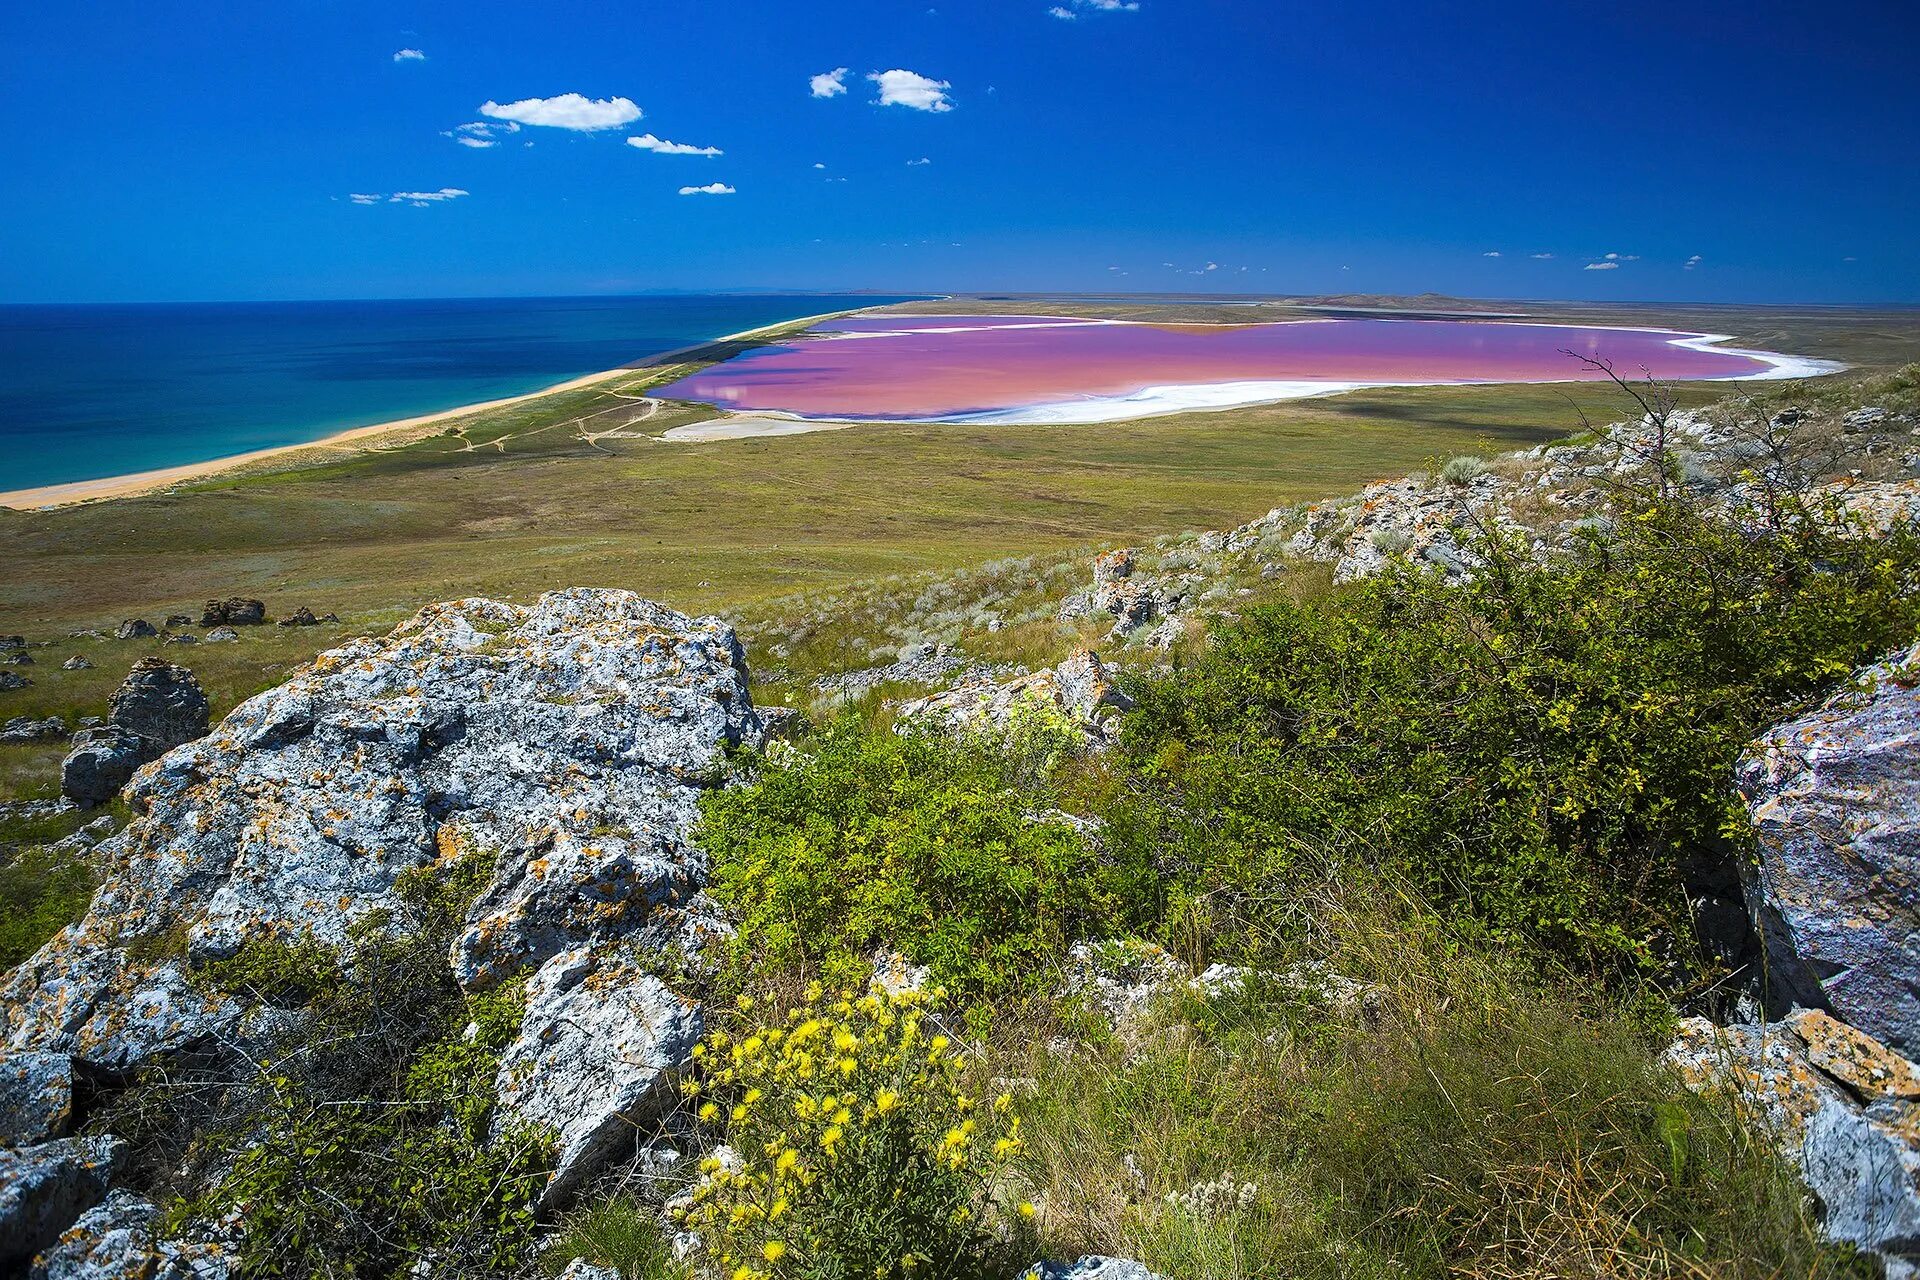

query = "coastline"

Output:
[[0, 303, 885, 512]]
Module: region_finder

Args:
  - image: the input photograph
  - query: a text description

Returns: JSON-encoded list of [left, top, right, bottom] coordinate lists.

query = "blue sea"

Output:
[[0, 295, 923, 491]]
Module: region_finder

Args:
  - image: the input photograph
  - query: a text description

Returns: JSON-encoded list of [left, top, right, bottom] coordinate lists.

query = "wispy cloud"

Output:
[[810, 67, 850, 98], [1583, 261, 1620, 271], [1482, 250, 1502, 258], [628, 133, 722, 156], [678, 182, 736, 196], [353, 188, 468, 207], [1056, 0, 1138, 12], [1049, 6, 1077, 17], [869, 69, 953, 112], [907, 156, 931, 166], [1530, 252, 1554, 259], [813, 162, 826, 169], [393, 48, 426, 62], [456, 137, 494, 149], [480, 94, 640, 131], [1684, 254, 1703, 270], [1603, 251, 1639, 261]]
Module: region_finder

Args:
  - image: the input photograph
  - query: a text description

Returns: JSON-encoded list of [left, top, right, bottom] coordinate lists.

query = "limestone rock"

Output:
[[0, 1135, 122, 1268], [62, 658, 92, 671], [1738, 641, 1920, 1055], [493, 947, 703, 1206], [163, 616, 194, 630], [1027, 1259, 1168, 1280], [0, 716, 68, 745], [59, 660, 210, 807], [0, 1052, 74, 1145], [897, 649, 1133, 745], [1, 671, 33, 693], [10, 590, 756, 1105], [275, 607, 320, 628], [1667, 1009, 1920, 1272], [112, 622, 154, 642], [555, 1262, 623, 1280], [200, 629, 237, 644], [199, 600, 264, 628], [29, 1189, 155, 1280]]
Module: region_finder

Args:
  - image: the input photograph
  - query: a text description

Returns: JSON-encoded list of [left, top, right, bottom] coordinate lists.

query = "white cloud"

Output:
[[456, 137, 494, 149], [628, 133, 722, 156], [1482, 250, 1502, 257], [1050, 5, 1077, 16], [1844, 255, 1858, 263], [678, 182, 736, 195], [357, 188, 467, 207], [1530, 252, 1554, 259], [1080, 0, 1141, 8], [907, 156, 931, 166], [457, 120, 518, 137], [810, 68, 850, 98], [813, 162, 826, 169], [1603, 251, 1639, 261], [393, 48, 426, 62], [1684, 254, 1703, 270], [1204, 261, 1218, 271], [349, 193, 381, 205], [869, 69, 953, 112], [1584, 261, 1620, 271], [479, 94, 640, 131]]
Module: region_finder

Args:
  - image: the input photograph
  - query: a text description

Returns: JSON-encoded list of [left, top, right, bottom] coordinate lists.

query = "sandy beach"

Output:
[[0, 306, 880, 512]]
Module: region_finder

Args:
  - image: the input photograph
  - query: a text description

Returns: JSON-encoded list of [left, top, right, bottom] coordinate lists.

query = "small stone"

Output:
[[276, 607, 319, 628], [201, 629, 238, 644]]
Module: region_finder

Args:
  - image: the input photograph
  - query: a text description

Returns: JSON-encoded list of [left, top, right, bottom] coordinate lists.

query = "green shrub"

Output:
[[1116, 493, 1920, 973], [677, 986, 1032, 1279], [1438, 454, 1488, 486], [0, 843, 96, 969], [699, 719, 1140, 1000]]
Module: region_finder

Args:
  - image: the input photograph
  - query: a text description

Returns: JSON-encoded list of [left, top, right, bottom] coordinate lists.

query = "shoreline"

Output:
[[0, 303, 886, 512]]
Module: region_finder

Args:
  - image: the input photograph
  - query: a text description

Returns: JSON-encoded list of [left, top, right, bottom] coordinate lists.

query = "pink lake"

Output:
[[657, 315, 1839, 424]]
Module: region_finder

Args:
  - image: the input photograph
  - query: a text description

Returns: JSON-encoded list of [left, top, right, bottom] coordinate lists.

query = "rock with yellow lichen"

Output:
[[1667, 1008, 1920, 1273]]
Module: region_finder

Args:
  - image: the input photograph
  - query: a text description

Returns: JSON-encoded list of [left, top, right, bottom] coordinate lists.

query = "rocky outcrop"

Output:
[[198, 600, 264, 627], [5, 590, 759, 1218], [0, 1051, 74, 1146], [1, 717, 67, 745], [1737, 641, 1920, 1055], [1668, 1010, 1920, 1273], [59, 660, 210, 807], [898, 649, 1134, 744], [1027, 1258, 1167, 1280], [0, 1135, 121, 1268]]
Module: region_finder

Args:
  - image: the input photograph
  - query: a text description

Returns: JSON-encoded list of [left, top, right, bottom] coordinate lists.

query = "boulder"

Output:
[[200, 629, 237, 644], [61, 658, 92, 671], [111, 622, 154, 642], [10, 590, 757, 1120], [163, 616, 194, 630], [275, 607, 319, 628], [1667, 1010, 1920, 1273], [58, 728, 152, 808], [0, 717, 67, 745], [107, 659, 209, 748], [1737, 641, 1920, 1055], [0, 1051, 74, 1145], [199, 600, 264, 627], [1, 671, 32, 693], [1, 650, 34, 666], [0, 1135, 122, 1268], [493, 947, 702, 1206]]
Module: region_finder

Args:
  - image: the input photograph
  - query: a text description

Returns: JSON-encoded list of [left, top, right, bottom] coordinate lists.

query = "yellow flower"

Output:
[[994, 1092, 1013, 1113], [1018, 1201, 1036, 1219], [775, 1148, 799, 1176], [821, 1124, 843, 1152], [770, 1196, 790, 1219], [762, 1241, 788, 1263], [994, 1137, 1020, 1158], [838, 1057, 859, 1077], [737, 994, 756, 1011], [698, 1102, 719, 1123], [930, 1034, 950, 1053], [743, 1087, 764, 1106], [831, 1107, 852, 1126], [875, 1088, 900, 1115]]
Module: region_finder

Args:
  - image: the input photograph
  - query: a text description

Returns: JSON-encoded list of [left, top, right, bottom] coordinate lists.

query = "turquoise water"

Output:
[[0, 295, 920, 490]]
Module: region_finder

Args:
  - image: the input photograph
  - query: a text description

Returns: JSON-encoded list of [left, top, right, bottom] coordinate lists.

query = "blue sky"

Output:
[[4, 0, 1915, 304]]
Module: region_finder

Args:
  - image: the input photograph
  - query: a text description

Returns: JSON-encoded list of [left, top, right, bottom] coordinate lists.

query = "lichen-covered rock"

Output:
[[62, 657, 93, 671], [0, 1051, 74, 1145], [1027, 1258, 1168, 1280], [0, 716, 67, 744], [1738, 642, 1920, 1055], [198, 600, 263, 628], [29, 1189, 155, 1280], [554, 1261, 623, 1280], [1, 671, 32, 693], [58, 728, 153, 809], [112, 621, 154, 642], [1667, 1009, 1920, 1273], [493, 946, 703, 1205], [898, 649, 1133, 744], [7, 591, 760, 1098], [0, 1135, 122, 1268]]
